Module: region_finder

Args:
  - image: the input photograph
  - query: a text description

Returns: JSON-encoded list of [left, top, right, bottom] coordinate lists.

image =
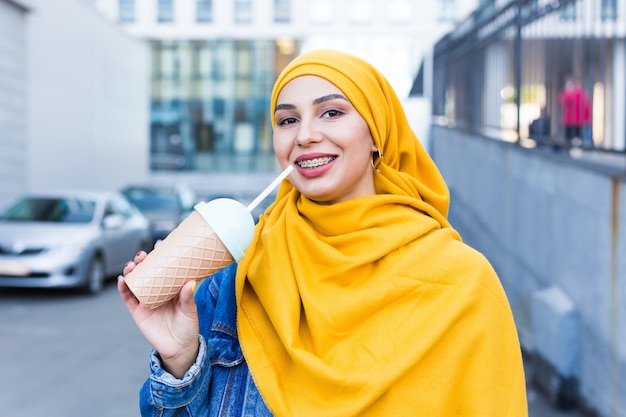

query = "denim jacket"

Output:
[[139, 263, 273, 417]]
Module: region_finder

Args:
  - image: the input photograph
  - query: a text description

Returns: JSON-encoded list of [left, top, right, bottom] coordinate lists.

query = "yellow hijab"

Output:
[[236, 50, 527, 416]]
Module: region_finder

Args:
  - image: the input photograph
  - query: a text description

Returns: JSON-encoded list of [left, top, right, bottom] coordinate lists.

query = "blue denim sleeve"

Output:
[[139, 335, 212, 416]]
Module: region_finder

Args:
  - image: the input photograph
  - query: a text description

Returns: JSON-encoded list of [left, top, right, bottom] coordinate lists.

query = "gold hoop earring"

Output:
[[372, 148, 382, 173]]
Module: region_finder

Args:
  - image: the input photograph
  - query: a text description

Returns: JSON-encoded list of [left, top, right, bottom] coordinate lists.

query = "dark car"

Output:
[[121, 184, 197, 243], [0, 190, 152, 294]]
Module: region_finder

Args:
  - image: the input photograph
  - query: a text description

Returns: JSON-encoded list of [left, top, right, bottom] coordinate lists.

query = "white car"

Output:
[[0, 190, 151, 294]]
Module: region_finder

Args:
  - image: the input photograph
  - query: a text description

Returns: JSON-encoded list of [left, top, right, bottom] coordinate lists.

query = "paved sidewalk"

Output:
[[525, 354, 587, 417], [528, 386, 586, 417]]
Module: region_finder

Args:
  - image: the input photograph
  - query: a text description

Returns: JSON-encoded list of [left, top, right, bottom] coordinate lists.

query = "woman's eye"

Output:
[[278, 116, 298, 126], [322, 109, 343, 118]]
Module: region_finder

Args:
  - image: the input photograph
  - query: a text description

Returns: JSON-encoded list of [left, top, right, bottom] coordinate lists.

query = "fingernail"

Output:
[[191, 281, 197, 294], [136, 251, 142, 257]]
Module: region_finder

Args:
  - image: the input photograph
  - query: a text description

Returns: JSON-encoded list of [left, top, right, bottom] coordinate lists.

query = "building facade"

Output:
[[0, 0, 150, 203], [91, 0, 476, 173], [0, 0, 30, 203]]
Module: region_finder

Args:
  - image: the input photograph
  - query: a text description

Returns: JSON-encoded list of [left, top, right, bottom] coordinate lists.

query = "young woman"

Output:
[[119, 49, 528, 416]]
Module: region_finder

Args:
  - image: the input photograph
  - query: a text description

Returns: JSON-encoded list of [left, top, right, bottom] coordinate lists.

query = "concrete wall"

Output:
[[431, 125, 626, 416], [0, 0, 29, 203], [24, 0, 149, 197]]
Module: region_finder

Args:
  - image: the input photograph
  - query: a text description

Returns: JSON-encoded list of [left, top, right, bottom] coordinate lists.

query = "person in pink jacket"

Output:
[[558, 75, 591, 146]]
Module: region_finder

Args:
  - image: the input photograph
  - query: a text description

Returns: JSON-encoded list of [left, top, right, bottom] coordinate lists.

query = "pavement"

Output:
[[525, 353, 588, 417]]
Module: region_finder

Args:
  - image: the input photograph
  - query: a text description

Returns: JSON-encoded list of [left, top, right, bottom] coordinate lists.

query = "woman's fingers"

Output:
[[135, 250, 148, 263], [117, 275, 139, 310], [123, 250, 147, 276], [178, 280, 198, 317]]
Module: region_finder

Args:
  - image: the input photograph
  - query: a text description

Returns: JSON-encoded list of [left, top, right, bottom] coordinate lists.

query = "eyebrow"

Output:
[[274, 93, 349, 112], [313, 93, 348, 105]]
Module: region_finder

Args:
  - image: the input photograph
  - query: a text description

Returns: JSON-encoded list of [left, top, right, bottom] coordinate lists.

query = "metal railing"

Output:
[[432, 0, 626, 155]]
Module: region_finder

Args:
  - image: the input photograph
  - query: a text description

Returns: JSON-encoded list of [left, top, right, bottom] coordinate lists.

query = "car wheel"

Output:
[[82, 257, 105, 295]]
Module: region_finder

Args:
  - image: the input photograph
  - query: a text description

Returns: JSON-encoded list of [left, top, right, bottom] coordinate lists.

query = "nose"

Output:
[[294, 118, 322, 146]]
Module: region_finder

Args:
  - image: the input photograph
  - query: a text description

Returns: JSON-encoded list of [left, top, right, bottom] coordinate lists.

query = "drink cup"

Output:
[[124, 198, 255, 309]]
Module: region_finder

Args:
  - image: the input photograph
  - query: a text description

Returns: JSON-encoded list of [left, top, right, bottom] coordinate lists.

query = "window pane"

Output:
[[601, 0, 617, 20], [158, 0, 174, 23], [235, 0, 252, 23], [560, 1, 576, 21], [274, 0, 290, 23], [119, 0, 135, 23], [197, 0, 212, 22]]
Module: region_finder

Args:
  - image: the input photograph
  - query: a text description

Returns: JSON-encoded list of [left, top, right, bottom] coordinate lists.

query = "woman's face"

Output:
[[273, 75, 377, 205]]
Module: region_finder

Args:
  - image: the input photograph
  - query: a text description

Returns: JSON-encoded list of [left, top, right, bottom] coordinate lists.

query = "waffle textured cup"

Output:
[[124, 210, 235, 309]]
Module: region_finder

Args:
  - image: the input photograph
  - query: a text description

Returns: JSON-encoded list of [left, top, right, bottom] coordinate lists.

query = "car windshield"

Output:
[[0, 197, 96, 223], [123, 188, 181, 212]]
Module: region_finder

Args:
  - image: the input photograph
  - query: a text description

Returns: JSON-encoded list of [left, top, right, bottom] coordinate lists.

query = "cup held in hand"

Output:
[[124, 198, 255, 309]]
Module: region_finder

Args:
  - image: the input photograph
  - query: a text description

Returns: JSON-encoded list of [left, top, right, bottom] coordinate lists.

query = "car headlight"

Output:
[[53, 241, 90, 256]]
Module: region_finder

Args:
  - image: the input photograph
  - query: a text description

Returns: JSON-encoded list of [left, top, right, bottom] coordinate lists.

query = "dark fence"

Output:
[[432, 0, 626, 154]]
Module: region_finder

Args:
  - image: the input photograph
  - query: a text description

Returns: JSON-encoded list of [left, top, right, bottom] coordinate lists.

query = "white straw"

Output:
[[247, 165, 294, 212]]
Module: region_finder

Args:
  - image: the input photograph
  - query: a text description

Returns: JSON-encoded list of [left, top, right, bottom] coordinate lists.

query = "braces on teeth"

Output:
[[298, 157, 335, 168]]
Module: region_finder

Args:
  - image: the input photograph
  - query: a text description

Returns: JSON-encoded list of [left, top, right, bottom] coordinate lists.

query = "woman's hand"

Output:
[[118, 250, 200, 379]]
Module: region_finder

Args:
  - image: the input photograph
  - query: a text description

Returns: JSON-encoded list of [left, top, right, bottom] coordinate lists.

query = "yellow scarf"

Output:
[[236, 50, 527, 416]]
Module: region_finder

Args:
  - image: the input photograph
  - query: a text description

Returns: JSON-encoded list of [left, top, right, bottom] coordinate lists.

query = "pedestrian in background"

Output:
[[119, 49, 528, 416], [558, 74, 591, 147], [529, 107, 552, 148]]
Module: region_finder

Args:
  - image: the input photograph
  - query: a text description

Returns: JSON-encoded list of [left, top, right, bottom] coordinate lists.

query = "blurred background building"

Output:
[[89, 0, 478, 174]]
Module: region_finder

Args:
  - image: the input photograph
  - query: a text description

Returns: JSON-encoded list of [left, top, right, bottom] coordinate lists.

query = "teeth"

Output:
[[297, 157, 336, 169]]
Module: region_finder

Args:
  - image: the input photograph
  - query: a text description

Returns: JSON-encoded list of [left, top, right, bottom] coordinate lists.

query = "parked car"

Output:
[[121, 184, 197, 243], [0, 190, 151, 294]]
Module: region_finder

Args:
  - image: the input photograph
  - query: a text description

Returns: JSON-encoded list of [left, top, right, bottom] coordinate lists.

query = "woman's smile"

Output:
[[295, 154, 337, 177]]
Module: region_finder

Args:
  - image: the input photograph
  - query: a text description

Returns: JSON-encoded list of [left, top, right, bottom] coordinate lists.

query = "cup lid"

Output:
[[194, 199, 255, 262]]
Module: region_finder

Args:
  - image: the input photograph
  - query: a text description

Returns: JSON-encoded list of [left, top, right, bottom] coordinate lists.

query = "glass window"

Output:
[[601, 0, 617, 20], [559, 1, 576, 20], [477, 0, 495, 20], [149, 39, 300, 173], [119, 0, 135, 23], [197, 0, 212, 22], [158, 0, 174, 23], [1, 197, 95, 223], [235, 0, 253, 23], [274, 0, 290, 23]]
